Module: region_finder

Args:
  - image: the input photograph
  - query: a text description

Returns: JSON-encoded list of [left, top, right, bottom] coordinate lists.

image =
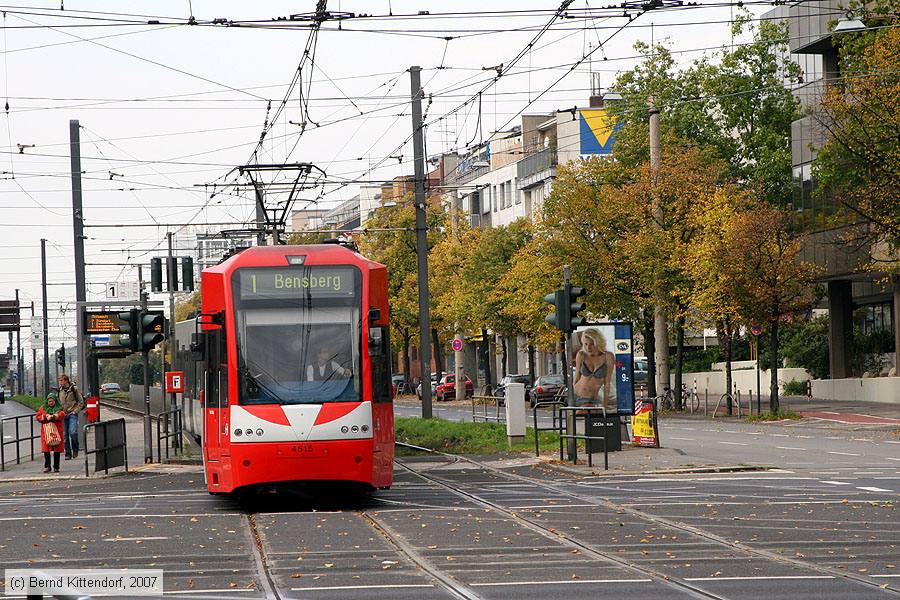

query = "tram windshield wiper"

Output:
[[244, 368, 287, 405]]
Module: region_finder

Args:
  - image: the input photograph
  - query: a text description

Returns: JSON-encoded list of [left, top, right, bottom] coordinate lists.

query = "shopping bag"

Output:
[[42, 422, 61, 446]]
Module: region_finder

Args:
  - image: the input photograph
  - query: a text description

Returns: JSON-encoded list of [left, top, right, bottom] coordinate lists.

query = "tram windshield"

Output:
[[231, 266, 362, 405]]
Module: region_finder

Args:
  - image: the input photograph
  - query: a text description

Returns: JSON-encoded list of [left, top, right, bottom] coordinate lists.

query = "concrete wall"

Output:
[[129, 385, 167, 415], [675, 367, 811, 397], [811, 377, 900, 403]]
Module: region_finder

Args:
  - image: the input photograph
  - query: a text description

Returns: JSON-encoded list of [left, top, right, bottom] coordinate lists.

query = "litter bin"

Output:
[[586, 411, 622, 453], [86, 395, 100, 423]]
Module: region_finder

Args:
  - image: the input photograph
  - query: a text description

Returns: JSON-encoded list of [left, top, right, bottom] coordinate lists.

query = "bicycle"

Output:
[[659, 384, 691, 411]]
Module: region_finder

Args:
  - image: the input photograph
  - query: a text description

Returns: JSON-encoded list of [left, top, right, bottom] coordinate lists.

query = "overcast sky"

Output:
[[0, 0, 770, 354]]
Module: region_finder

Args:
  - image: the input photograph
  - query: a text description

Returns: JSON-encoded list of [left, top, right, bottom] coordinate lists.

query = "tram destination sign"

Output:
[[237, 267, 356, 299], [84, 311, 125, 335]]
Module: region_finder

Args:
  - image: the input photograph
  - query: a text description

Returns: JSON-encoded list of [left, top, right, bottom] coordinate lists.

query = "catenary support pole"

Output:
[[139, 265, 152, 463], [31, 301, 36, 396], [70, 120, 88, 392], [563, 265, 577, 462], [166, 231, 177, 407], [410, 65, 433, 419], [40, 239, 50, 397], [648, 97, 670, 400], [15, 289, 21, 395]]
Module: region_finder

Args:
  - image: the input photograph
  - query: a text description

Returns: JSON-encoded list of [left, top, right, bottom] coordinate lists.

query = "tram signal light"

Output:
[[55, 346, 65, 367], [181, 257, 195, 291], [117, 309, 139, 352], [543, 290, 569, 333], [569, 285, 587, 330], [140, 311, 166, 351], [150, 258, 163, 293], [166, 256, 179, 292]]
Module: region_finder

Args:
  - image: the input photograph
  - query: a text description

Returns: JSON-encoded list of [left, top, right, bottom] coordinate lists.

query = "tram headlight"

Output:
[[341, 426, 349, 434], [351, 425, 359, 433], [256, 429, 263, 436], [245, 429, 253, 436], [361, 425, 369, 433], [235, 429, 242, 437]]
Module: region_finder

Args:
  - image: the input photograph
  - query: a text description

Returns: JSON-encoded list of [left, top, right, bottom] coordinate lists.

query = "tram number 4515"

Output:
[[279, 444, 326, 459]]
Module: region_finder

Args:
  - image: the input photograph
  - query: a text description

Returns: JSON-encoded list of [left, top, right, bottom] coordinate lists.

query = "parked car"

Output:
[[495, 374, 532, 400], [634, 357, 648, 386], [529, 374, 565, 407], [434, 374, 474, 401], [100, 382, 121, 395], [415, 373, 439, 400]]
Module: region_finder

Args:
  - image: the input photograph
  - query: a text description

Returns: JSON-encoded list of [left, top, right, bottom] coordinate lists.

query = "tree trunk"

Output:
[[527, 344, 536, 385], [431, 328, 442, 381], [402, 331, 411, 389], [643, 309, 657, 398], [770, 319, 780, 413], [674, 315, 685, 410], [481, 327, 493, 395], [718, 318, 734, 416], [500, 336, 508, 378]]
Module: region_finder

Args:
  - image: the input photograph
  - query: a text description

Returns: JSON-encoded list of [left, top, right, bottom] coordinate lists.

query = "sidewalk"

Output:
[[0, 402, 187, 482]]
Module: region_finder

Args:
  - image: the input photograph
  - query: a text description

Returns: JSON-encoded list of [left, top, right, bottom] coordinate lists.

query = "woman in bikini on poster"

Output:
[[573, 328, 616, 410]]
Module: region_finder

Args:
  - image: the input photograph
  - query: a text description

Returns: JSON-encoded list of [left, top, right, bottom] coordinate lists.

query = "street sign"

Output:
[[0, 300, 20, 332], [32, 316, 42, 343], [93, 335, 110, 347], [750, 324, 762, 336], [165, 371, 184, 393], [451, 338, 463, 352], [106, 282, 118, 298]]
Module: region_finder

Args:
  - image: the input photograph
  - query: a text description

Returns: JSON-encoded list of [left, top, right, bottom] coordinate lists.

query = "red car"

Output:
[[435, 374, 474, 401]]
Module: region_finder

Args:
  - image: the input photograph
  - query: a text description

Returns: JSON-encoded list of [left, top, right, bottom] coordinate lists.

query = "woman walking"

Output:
[[37, 392, 65, 473]]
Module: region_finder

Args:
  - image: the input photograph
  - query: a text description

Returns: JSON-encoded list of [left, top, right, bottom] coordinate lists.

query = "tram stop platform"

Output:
[[0, 400, 197, 483]]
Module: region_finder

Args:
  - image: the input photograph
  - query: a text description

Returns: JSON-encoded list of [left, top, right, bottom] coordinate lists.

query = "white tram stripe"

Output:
[[471, 578, 653, 587], [291, 584, 435, 591], [684, 575, 834, 582]]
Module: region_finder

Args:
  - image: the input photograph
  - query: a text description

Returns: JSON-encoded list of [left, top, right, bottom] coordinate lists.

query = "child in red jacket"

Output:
[[37, 392, 65, 473]]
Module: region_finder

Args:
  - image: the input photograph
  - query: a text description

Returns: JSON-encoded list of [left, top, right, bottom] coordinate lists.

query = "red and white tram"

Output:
[[192, 244, 393, 494]]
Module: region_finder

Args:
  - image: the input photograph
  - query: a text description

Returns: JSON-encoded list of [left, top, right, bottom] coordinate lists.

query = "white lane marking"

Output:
[[857, 487, 892, 493], [795, 435, 812, 439], [771, 434, 788, 437], [472, 579, 653, 587], [776, 447, 806, 451], [820, 481, 852, 486], [872, 574, 900, 578], [883, 441, 900, 444], [669, 437, 694, 441], [684, 575, 833, 582], [164, 590, 255, 595], [103, 536, 170, 542], [292, 584, 435, 591], [718, 441, 747, 446], [828, 451, 861, 456], [825, 436, 842, 440], [885, 457, 900, 462]]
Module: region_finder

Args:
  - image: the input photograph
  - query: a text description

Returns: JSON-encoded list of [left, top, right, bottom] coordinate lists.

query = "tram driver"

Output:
[[306, 339, 352, 382]]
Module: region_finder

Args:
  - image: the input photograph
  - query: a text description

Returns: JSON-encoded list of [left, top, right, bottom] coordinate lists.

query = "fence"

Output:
[[156, 407, 183, 461], [471, 395, 505, 424], [0, 414, 39, 471]]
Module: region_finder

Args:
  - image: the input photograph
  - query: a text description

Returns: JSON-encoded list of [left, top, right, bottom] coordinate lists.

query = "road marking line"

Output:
[[669, 437, 694, 441], [772, 434, 788, 437], [776, 447, 806, 451], [872, 575, 900, 578], [857, 487, 892, 493], [885, 458, 900, 462], [103, 536, 170, 542], [718, 441, 747, 446], [684, 575, 833, 582], [820, 481, 852, 485], [471, 579, 653, 587], [164, 590, 255, 595], [884, 441, 900, 444], [291, 584, 435, 591], [828, 451, 861, 456]]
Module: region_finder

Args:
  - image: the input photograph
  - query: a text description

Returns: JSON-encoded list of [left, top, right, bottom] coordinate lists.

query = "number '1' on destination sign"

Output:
[[237, 267, 357, 299]]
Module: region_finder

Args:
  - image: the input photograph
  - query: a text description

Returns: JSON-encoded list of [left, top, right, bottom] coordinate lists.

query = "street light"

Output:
[[833, 16, 866, 33]]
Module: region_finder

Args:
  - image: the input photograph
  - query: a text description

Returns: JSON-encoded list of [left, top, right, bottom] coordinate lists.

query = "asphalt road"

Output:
[[1, 446, 898, 599]]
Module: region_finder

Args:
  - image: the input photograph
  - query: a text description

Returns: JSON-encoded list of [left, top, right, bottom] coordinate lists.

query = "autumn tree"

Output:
[[716, 206, 820, 412], [812, 14, 900, 267]]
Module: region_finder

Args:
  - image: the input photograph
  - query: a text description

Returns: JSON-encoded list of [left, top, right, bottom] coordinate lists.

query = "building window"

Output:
[[492, 185, 498, 212]]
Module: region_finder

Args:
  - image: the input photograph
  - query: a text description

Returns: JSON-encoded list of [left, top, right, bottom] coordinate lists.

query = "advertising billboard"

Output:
[[570, 322, 635, 415]]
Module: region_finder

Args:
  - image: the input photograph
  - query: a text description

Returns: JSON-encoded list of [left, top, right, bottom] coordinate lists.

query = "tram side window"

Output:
[[205, 328, 227, 408], [369, 326, 391, 403]]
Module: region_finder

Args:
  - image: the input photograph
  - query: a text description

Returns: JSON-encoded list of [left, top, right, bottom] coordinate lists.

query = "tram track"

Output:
[[360, 510, 485, 600], [394, 441, 900, 599], [243, 513, 282, 600]]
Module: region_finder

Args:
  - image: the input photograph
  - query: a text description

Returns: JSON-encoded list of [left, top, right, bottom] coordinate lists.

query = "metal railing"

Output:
[[532, 399, 565, 456], [471, 395, 505, 424], [556, 406, 609, 470], [516, 147, 557, 180], [156, 407, 183, 461], [0, 414, 38, 471]]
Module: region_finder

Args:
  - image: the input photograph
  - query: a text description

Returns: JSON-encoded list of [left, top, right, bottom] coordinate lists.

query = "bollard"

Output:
[[704, 388, 708, 416], [504, 383, 526, 445]]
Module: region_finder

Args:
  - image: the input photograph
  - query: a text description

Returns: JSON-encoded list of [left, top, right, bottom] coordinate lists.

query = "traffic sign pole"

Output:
[[751, 324, 762, 415]]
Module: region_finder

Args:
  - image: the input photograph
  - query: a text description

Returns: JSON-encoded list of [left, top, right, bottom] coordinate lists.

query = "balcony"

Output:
[[517, 148, 556, 189]]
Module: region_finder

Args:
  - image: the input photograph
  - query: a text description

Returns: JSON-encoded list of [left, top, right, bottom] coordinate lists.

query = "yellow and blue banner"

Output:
[[579, 108, 620, 156]]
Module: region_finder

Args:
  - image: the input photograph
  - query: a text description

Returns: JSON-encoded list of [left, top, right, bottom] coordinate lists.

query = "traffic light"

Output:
[[181, 257, 195, 291], [140, 311, 165, 350], [166, 256, 179, 292], [568, 285, 587, 330], [150, 258, 163, 293], [543, 289, 569, 332], [55, 346, 65, 367], [118, 309, 139, 352]]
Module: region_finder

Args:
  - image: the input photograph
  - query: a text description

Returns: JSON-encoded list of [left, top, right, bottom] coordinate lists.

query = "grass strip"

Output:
[[9, 395, 42, 412], [395, 416, 561, 455]]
